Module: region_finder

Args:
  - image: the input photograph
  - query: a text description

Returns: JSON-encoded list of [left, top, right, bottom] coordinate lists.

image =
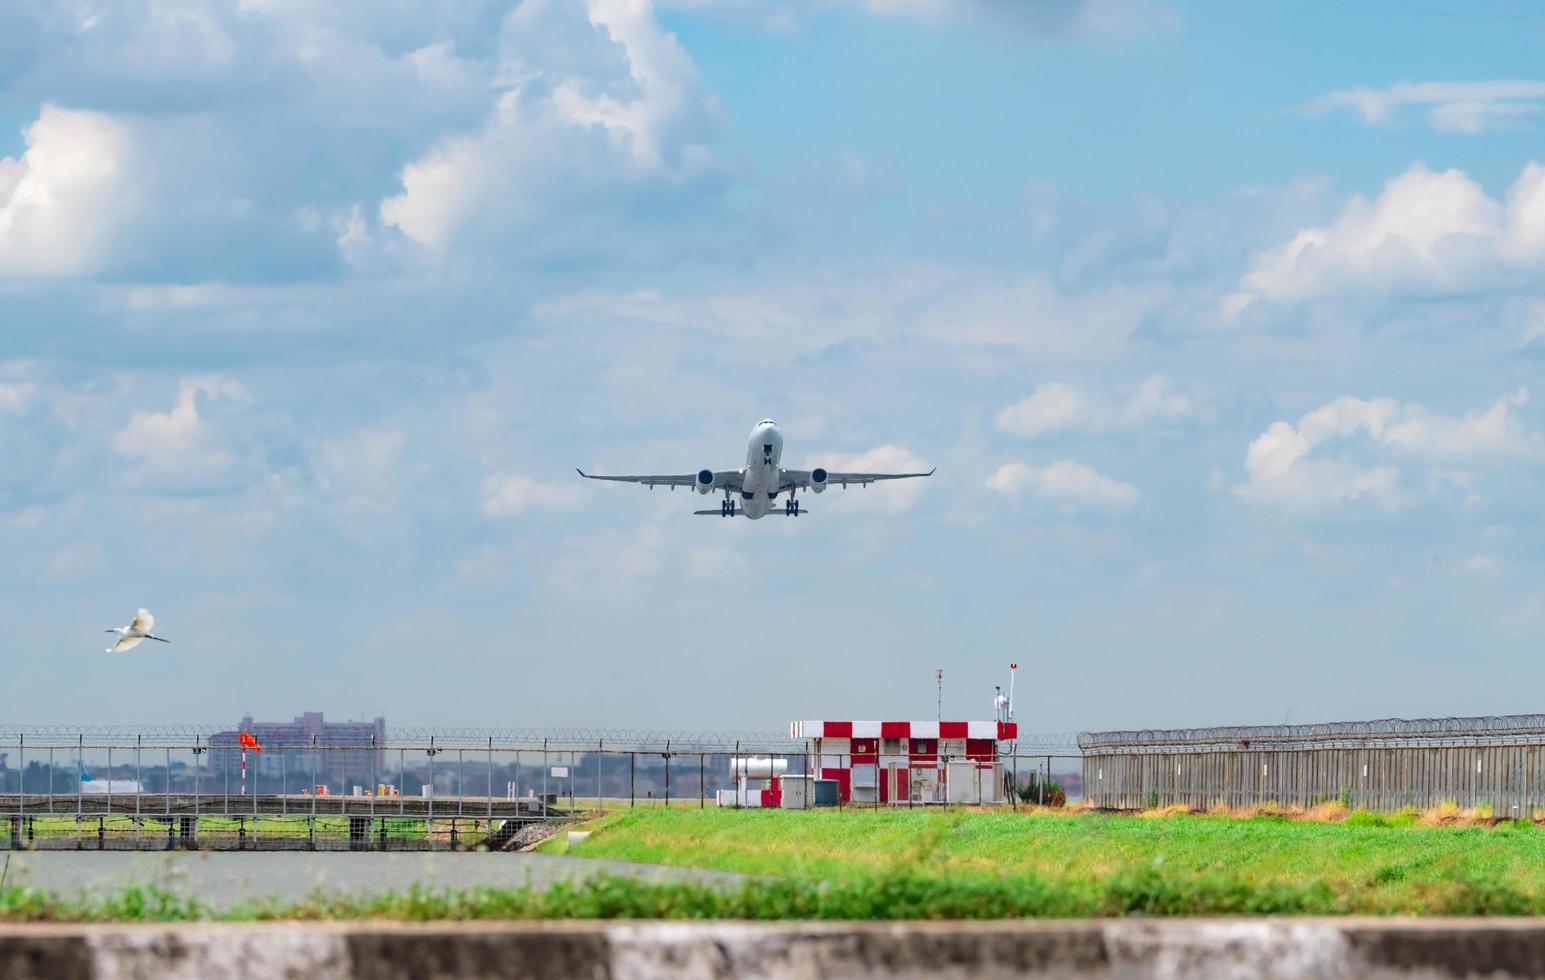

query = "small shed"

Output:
[[789, 720, 1018, 804]]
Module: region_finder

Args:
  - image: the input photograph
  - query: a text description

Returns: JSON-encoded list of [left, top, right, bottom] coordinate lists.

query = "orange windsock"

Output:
[[239, 731, 263, 752]]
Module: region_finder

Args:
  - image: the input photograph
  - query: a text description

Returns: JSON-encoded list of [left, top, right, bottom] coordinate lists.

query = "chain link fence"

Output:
[[0, 727, 1081, 850]]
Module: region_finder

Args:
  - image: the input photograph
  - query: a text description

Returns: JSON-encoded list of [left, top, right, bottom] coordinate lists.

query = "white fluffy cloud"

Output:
[[6, 2, 697, 280], [1236, 389, 1545, 511], [995, 376, 1209, 438], [379, 0, 718, 253], [481, 472, 584, 517], [810, 445, 932, 514], [1228, 162, 1545, 309], [111, 376, 249, 481], [0, 104, 142, 278], [1308, 81, 1545, 134], [985, 460, 1140, 511]]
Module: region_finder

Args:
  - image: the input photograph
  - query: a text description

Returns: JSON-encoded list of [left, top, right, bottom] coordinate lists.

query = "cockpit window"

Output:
[[759, 419, 776, 426]]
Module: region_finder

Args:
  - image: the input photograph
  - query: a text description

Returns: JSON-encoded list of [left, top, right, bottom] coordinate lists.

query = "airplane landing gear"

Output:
[[784, 497, 801, 516], [721, 498, 737, 517]]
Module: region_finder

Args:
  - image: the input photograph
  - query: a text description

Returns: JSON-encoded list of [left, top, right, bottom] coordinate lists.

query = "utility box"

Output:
[[781, 775, 811, 810], [945, 762, 1005, 804]]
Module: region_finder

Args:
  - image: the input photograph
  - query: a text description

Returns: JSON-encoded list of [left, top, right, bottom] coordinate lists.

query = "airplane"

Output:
[[577, 419, 934, 519], [77, 759, 143, 795]]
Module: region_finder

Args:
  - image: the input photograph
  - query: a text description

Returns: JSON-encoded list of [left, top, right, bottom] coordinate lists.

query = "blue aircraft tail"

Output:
[[77, 759, 93, 782]]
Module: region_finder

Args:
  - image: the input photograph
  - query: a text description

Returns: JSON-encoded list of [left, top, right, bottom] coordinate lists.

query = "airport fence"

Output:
[[1080, 714, 1545, 814], [0, 726, 1081, 851]]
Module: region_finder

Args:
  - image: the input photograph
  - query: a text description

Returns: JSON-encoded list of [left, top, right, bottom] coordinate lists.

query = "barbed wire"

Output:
[[0, 723, 1080, 753], [1079, 713, 1545, 753]]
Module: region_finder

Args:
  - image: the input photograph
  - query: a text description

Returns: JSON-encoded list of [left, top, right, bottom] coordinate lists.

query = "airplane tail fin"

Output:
[[77, 759, 92, 782]]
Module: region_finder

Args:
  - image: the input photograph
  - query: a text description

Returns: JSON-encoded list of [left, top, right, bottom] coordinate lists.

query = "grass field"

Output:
[[538, 805, 1545, 915], [11, 805, 1545, 920]]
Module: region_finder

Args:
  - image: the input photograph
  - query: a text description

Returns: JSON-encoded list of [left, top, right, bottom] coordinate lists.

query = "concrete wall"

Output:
[[8, 919, 1545, 979]]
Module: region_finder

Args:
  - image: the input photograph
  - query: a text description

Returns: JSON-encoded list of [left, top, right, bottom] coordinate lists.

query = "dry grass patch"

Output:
[[1417, 801, 1502, 828], [1300, 801, 1351, 822]]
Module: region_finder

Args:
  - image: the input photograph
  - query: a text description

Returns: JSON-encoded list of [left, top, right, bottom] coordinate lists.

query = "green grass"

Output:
[[12, 807, 1545, 920], [541, 806, 1545, 915]]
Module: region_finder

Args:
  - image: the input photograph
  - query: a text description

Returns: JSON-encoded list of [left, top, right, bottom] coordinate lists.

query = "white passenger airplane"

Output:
[[578, 419, 934, 519]]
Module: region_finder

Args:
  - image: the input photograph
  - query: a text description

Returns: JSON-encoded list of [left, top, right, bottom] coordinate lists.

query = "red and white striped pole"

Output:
[[241, 747, 247, 796]]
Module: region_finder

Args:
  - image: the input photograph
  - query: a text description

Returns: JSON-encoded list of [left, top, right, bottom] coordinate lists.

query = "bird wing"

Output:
[[108, 635, 145, 654], [130, 608, 153, 633]]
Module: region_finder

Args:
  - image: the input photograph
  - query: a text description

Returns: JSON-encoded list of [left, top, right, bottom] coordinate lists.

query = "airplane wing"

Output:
[[576, 469, 744, 492], [781, 467, 935, 491]]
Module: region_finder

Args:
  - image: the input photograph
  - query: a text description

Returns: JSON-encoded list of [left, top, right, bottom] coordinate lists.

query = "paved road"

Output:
[[0, 850, 744, 910]]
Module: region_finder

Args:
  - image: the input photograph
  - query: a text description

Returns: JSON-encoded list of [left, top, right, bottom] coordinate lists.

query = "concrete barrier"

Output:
[[5, 919, 1545, 978]]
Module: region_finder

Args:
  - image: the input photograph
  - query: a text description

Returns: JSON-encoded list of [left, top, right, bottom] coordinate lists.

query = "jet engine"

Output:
[[809, 467, 828, 493], [696, 469, 715, 494]]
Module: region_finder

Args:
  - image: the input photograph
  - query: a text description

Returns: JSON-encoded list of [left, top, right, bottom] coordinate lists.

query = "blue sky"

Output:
[[3, 0, 1544, 735]]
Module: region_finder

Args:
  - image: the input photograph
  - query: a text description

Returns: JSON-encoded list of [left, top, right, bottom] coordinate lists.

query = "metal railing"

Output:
[[0, 729, 1083, 851]]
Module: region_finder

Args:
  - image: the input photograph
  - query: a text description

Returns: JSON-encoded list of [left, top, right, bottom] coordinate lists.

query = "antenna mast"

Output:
[[935, 668, 943, 722]]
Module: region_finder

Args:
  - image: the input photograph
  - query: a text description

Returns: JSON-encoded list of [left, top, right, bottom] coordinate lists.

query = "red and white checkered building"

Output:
[[789, 720, 1019, 804]]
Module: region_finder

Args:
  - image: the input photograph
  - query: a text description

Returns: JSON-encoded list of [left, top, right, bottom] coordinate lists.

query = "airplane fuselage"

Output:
[[576, 418, 931, 519], [738, 419, 785, 519]]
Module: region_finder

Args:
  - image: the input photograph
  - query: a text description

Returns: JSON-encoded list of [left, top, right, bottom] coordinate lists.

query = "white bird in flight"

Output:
[[105, 608, 171, 654]]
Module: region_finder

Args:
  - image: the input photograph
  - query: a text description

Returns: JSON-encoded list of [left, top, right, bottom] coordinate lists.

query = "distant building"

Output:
[[784, 720, 1019, 805], [210, 712, 386, 793]]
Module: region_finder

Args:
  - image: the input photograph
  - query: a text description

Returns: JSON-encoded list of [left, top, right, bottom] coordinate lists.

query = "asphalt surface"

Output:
[[0, 850, 744, 910]]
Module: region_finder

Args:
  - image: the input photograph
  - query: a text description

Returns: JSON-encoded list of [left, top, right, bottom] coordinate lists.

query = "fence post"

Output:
[[665, 740, 671, 807], [629, 752, 635, 808], [135, 735, 142, 843], [193, 729, 202, 828], [597, 740, 603, 817]]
